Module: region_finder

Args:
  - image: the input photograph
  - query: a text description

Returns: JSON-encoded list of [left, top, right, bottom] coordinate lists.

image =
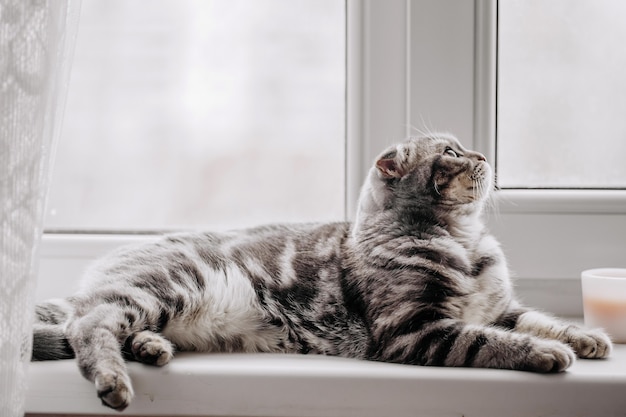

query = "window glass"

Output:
[[497, 0, 626, 189], [45, 0, 345, 231]]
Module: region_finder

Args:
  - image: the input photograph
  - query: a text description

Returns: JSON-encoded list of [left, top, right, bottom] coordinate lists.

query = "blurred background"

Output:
[[498, 0, 626, 189], [45, 0, 626, 232], [45, 0, 345, 232]]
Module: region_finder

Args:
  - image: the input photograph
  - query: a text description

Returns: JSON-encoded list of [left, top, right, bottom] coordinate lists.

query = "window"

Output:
[[39, 0, 626, 317], [489, 0, 626, 315], [45, 0, 345, 232], [352, 0, 625, 316], [497, 0, 626, 189]]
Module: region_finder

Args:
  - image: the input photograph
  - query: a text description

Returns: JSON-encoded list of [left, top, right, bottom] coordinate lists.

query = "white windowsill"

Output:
[[25, 346, 626, 417], [494, 189, 626, 214]]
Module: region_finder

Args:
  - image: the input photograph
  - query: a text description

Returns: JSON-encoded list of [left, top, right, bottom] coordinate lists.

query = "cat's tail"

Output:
[[31, 299, 75, 360]]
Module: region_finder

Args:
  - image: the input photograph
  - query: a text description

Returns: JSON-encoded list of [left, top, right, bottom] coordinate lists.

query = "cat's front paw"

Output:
[[565, 327, 612, 359], [95, 371, 134, 411], [129, 330, 174, 366], [523, 339, 575, 373]]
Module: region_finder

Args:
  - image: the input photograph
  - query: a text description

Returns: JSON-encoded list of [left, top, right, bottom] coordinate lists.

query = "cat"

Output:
[[32, 133, 612, 411]]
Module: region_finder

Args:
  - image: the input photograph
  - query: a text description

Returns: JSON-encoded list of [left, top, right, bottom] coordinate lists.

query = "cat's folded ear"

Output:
[[375, 150, 406, 179]]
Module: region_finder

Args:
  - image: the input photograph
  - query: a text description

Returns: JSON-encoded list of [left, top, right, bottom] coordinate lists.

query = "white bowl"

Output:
[[582, 268, 626, 343]]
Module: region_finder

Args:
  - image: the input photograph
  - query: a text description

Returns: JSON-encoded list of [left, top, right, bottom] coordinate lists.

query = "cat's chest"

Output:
[[454, 235, 512, 324]]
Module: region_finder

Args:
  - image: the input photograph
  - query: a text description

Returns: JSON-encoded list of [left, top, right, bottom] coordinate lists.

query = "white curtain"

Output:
[[0, 1, 81, 416]]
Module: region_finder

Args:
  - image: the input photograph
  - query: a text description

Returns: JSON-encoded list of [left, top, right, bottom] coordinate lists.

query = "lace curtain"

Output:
[[0, 1, 80, 416]]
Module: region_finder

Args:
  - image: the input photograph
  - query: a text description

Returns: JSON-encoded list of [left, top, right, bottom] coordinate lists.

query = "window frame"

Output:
[[39, 0, 626, 317], [348, 0, 626, 316]]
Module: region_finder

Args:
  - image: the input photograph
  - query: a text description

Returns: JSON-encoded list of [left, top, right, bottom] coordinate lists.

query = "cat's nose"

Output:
[[473, 152, 487, 162]]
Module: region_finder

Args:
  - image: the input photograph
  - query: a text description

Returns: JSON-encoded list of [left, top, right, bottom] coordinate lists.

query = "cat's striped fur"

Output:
[[32, 134, 612, 411]]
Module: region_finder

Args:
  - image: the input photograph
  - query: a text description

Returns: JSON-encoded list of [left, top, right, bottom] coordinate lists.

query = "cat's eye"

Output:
[[444, 148, 459, 158]]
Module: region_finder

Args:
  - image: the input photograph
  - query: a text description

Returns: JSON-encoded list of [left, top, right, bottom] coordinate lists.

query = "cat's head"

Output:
[[355, 133, 493, 230]]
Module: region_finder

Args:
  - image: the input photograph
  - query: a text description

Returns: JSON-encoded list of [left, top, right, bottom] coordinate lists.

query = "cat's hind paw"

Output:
[[128, 330, 174, 366], [566, 327, 612, 359]]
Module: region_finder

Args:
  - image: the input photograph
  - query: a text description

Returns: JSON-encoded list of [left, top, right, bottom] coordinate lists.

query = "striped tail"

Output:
[[31, 300, 75, 361]]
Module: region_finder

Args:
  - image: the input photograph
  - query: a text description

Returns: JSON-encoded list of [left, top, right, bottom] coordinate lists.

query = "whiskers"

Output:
[[433, 181, 441, 196], [477, 175, 500, 217], [406, 119, 449, 142], [468, 165, 498, 216], [472, 177, 486, 201]]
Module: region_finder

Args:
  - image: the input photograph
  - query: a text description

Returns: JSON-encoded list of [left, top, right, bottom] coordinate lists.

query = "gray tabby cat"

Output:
[[33, 133, 612, 411]]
